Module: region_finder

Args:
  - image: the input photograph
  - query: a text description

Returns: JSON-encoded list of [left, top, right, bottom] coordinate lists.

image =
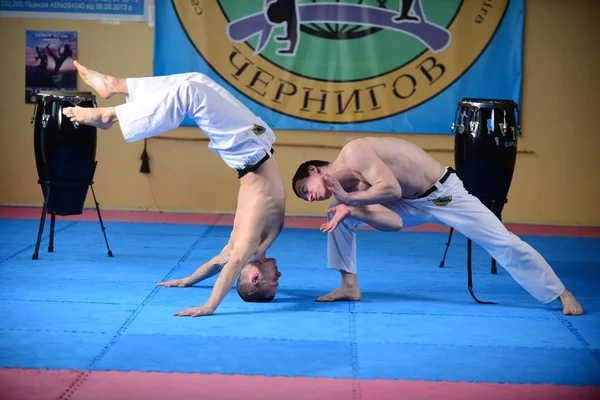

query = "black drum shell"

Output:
[[453, 98, 519, 218], [33, 91, 97, 216]]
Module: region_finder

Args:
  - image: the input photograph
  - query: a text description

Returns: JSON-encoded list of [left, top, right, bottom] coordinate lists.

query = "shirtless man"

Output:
[[291, 137, 583, 316], [63, 61, 285, 317]]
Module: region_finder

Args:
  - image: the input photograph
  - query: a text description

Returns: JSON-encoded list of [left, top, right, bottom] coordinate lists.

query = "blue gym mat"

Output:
[[0, 217, 599, 385]]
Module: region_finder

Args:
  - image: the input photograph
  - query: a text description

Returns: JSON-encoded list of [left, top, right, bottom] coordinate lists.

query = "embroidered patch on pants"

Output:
[[433, 195, 452, 206], [252, 124, 266, 135]]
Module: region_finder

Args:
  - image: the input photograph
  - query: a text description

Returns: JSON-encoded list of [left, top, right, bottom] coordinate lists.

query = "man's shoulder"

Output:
[[340, 139, 376, 169], [343, 138, 368, 152], [343, 138, 377, 156]]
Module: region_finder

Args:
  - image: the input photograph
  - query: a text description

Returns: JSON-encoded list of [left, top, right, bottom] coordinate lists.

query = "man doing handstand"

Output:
[[64, 61, 285, 317]]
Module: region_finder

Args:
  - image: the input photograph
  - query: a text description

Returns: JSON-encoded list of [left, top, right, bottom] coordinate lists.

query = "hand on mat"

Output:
[[156, 278, 191, 288], [322, 173, 348, 204], [174, 305, 215, 317], [321, 204, 352, 233]]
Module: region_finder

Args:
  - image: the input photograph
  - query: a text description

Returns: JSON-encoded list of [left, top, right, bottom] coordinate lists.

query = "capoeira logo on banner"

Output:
[[173, 0, 508, 124]]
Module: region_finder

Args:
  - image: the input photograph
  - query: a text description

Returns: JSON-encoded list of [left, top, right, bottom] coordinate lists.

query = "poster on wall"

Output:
[[154, 0, 524, 134], [25, 30, 78, 103], [0, 0, 153, 22]]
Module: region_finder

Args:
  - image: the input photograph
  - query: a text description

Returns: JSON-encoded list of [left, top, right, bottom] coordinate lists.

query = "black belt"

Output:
[[416, 167, 455, 199], [237, 148, 275, 179]]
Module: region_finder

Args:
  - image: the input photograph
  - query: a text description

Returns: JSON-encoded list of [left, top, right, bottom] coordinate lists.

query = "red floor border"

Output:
[[1, 368, 599, 400], [1, 206, 599, 237]]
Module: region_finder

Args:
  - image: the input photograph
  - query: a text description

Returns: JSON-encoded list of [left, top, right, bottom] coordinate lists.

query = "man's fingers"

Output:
[[323, 175, 335, 184], [175, 307, 213, 317], [321, 221, 338, 233]]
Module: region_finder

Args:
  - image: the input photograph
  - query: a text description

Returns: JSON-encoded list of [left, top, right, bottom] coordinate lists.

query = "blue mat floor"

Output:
[[0, 218, 599, 385]]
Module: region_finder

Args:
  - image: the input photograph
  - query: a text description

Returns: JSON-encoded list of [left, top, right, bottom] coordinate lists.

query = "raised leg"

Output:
[[124, 72, 217, 103], [114, 80, 243, 143], [62, 106, 117, 130], [73, 60, 128, 99]]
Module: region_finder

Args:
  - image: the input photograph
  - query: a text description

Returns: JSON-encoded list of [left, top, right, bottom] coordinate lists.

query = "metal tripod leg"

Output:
[[439, 227, 454, 268], [90, 184, 113, 257], [32, 185, 50, 260], [48, 212, 56, 252]]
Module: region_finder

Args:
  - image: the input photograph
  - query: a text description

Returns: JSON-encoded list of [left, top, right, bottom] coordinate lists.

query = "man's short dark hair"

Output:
[[236, 276, 275, 303], [291, 160, 329, 197]]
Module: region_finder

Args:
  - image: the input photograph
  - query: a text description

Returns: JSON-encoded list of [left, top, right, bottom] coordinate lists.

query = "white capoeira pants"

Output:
[[327, 169, 565, 304], [114, 72, 275, 170]]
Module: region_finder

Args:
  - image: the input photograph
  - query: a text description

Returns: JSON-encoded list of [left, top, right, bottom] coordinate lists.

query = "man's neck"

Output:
[[324, 161, 343, 176], [326, 163, 359, 191]]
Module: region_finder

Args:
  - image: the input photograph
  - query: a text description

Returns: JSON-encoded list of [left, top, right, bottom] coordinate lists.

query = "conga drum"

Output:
[[453, 98, 520, 219], [33, 91, 97, 216]]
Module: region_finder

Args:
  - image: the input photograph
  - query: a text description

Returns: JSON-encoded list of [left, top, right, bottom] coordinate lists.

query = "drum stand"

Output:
[[32, 161, 113, 260], [438, 198, 506, 305]]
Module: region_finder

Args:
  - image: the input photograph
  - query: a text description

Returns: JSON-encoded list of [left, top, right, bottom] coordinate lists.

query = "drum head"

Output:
[[36, 91, 95, 103], [459, 98, 517, 110]]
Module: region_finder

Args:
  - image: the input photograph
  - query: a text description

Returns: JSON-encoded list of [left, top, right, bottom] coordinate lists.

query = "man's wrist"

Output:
[[342, 191, 352, 205], [347, 205, 357, 217]]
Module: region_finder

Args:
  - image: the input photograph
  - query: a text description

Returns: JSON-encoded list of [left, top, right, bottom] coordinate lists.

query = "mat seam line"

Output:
[[55, 226, 214, 400], [547, 307, 600, 366], [70, 333, 584, 350], [0, 328, 111, 334], [349, 302, 362, 400], [0, 221, 78, 265], [0, 298, 138, 306]]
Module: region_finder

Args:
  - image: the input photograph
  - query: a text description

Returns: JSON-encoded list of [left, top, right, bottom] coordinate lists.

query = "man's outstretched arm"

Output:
[[156, 243, 231, 287], [349, 204, 404, 231], [321, 203, 403, 233], [174, 239, 255, 317]]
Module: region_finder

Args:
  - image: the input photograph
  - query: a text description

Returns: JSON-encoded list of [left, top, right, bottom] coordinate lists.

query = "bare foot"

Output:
[[559, 290, 584, 316], [74, 60, 118, 99], [316, 285, 361, 302], [63, 106, 117, 130]]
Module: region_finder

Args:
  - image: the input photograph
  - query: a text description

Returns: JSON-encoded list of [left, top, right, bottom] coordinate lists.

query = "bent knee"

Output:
[[176, 80, 207, 104], [382, 223, 403, 232]]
